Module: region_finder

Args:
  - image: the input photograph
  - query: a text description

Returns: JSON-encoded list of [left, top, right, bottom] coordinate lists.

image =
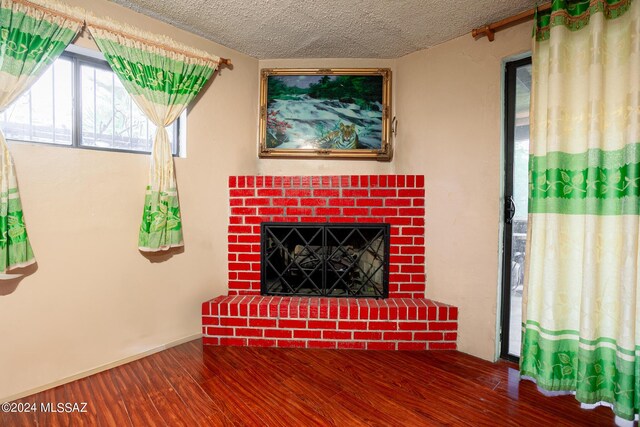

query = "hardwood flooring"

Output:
[[2, 339, 615, 426]]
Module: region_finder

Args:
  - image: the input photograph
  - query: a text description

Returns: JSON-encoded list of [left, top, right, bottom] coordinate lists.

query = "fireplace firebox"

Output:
[[261, 222, 390, 298]]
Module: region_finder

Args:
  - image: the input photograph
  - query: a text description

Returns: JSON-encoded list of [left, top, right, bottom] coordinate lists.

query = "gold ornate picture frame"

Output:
[[259, 68, 392, 160]]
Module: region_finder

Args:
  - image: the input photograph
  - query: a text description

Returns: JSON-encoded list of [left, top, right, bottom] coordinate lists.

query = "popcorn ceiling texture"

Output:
[[108, 0, 535, 58]]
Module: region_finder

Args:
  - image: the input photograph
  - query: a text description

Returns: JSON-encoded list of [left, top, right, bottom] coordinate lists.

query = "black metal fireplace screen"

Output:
[[261, 222, 390, 298]]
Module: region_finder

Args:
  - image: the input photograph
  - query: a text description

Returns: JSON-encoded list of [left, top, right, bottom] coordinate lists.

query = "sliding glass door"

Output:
[[501, 57, 531, 360]]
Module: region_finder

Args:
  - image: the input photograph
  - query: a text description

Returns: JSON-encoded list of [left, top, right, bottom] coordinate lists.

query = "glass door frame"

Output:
[[500, 56, 531, 362]]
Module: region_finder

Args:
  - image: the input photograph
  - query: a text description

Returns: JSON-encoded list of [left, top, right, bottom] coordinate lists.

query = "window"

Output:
[[0, 56, 73, 146], [0, 48, 183, 155], [500, 56, 531, 361]]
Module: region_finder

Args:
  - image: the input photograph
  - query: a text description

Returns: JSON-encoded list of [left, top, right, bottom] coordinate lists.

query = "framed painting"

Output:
[[258, 68, 392, 160]]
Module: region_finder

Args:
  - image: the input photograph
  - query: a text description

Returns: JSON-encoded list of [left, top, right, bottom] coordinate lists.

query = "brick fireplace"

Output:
[[202, 175, 458, 350]]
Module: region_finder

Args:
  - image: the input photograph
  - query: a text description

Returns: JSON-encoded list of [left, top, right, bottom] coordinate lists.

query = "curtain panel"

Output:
[[0, 0, 82, 273], [522, 0, 640, 422], [86, 19, 220, 252]]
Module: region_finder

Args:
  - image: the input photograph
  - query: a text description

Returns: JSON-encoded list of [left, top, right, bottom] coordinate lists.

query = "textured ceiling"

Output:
[[108, 0, 536, 59]]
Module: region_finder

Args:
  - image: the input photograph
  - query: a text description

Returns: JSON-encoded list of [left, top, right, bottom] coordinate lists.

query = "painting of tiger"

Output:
[[318, 122, 360, 150]]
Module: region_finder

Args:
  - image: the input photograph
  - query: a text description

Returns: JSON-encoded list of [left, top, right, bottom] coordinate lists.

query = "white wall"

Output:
[[395, 22, 532, 360], [0, 0, 258, 401]]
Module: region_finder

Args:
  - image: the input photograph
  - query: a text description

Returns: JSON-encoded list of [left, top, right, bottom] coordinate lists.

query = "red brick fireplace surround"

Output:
[[202, 175, 458, 350]]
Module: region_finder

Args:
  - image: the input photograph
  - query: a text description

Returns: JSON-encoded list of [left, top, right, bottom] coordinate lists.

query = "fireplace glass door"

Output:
[[261, 223, 390, 298]]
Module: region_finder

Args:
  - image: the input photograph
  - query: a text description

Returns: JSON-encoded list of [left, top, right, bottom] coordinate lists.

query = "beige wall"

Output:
[[257, 58, 397, 176], [0, 0, 258, 401], [395, 23, 532, 360], [1, 1, 533, 400]]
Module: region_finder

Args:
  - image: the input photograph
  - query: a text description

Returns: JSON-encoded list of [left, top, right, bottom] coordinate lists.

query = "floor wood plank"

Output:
[[63, 377, 100, 426], [88, 371, 133, 427], [38, 384, 73, 427], [3, 339, 617, 426]]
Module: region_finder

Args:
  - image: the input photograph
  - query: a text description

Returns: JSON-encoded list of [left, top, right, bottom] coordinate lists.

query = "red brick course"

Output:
[[202, 296, 457, 351], [227, 175, 427, 298]]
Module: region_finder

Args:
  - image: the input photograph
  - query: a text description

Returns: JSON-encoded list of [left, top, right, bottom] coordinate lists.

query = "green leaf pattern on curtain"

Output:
[[0, 0, 82, 273], [523, 0, 640, 421], [529, 144, 640, 214], [87, 19, 219, 252], [535, 0, 633, 40], [521, 323, 639, 420], [100, 49, 213, 104]]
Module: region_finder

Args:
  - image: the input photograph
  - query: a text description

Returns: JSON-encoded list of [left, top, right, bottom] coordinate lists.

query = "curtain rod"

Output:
[[86, 27, 232, 67], [83, 24, 231, 67], [472, 3, 551, 41], [16, 0, 231, 66]]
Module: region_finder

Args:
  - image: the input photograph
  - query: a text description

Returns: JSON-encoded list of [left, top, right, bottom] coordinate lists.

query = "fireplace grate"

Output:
[[261, 222, 390, 298]]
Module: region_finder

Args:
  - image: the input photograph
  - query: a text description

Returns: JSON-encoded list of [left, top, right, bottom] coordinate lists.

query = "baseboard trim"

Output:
[[1, 333, 202, 403]]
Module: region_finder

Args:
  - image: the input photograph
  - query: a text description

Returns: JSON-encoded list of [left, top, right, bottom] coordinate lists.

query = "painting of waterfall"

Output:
[[259, 68, 392, 160]]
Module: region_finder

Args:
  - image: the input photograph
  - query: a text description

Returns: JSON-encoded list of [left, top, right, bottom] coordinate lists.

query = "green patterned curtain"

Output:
[[0, 0, 82, 273], [521, 0, 639, 422], [87, 19, 220, 252]]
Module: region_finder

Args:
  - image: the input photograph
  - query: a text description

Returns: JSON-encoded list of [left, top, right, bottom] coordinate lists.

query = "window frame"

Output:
[[500, 55, 532, 363], [5, 49, 181, 156]]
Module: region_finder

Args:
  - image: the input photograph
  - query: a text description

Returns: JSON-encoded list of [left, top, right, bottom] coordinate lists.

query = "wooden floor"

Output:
[[2, 339, 615, 426]]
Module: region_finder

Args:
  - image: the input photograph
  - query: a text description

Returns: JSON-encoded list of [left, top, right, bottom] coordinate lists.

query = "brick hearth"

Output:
[[202, 175, 458, 351], [203, 296, 457, 350]]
